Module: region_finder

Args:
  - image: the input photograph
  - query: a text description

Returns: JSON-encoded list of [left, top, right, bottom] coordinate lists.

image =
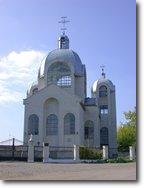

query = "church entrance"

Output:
[[100, 127, 109, 147]]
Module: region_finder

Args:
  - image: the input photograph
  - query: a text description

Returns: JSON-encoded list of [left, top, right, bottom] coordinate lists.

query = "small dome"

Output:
[[27, 81, 38, 96], [38, 55, 47, 78], [58, 34, 69, 40], [39, 49, 83, 77], [92, 78, 114, 94]]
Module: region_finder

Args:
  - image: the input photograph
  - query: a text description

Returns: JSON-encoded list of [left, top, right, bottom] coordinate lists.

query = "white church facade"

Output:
[[23, 26, 117, 155]]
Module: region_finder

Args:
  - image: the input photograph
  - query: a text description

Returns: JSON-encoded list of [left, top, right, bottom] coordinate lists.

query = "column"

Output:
[[74, 145, 79, 161], [28, 135, 34, 163], [103, 145, 108, 160], [43, 143, 49, 163], [129, 146, 135, 160]]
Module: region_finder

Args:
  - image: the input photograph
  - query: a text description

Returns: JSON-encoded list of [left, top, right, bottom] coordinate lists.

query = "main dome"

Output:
[[38, 49, 83, 78]]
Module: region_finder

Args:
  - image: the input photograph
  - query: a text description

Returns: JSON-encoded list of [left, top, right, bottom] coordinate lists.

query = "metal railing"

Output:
[[0, 145, 28, 161]]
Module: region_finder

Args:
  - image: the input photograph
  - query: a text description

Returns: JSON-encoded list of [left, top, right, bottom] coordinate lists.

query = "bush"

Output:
[[79, 147, 102, 160], [82, 159, 105, 163], [106, 157, 132, 163]]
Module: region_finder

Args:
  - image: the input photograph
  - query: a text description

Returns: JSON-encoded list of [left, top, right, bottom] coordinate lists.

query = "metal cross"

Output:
[[58, 16, 70, 35], [100, 65, 106, 78]]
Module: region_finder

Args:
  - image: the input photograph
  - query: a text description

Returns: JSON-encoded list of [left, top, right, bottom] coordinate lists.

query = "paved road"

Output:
[[0, 162, 136, 180]]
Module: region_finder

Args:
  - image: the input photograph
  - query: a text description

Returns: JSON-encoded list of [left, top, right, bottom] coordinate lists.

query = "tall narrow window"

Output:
[[28, 114, 39, 135], [64, 113, 75, 135], [84, 120, 94, 140], [46, 114, 58, 135], [99, 86, 107, 97], [47, 62, 71, 87], [100, 127, 108, 146]]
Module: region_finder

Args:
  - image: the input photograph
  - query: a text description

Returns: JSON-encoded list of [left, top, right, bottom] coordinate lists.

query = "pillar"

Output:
[[103, 145, 108, 160], [28, 136, 34, 163], [43, 143, 49, 163], [74, 145, 79, 161], [129, 146, 135, 160]]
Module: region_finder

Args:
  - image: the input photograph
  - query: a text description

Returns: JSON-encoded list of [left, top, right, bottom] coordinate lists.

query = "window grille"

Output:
[[47, 62, 71, 87]]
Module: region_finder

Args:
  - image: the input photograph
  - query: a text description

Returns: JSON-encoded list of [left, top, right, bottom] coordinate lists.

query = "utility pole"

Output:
[[12, 137, 15, 160]]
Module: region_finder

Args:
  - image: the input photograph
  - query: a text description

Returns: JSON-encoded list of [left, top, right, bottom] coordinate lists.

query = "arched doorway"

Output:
[[100, 127, 108, 147]]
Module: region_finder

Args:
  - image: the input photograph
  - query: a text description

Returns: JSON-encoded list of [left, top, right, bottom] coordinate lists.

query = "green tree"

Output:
[[117, 107, 136, 151], [123, 107, 136, 127]]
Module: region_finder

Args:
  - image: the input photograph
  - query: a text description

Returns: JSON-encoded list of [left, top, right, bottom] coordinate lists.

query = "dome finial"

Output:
[[58, 17, 70, 49], [100, 65, 106, 78], [58, 16, 70, 35]]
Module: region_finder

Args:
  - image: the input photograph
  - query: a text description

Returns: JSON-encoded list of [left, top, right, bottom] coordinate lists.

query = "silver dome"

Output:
[[92, 78, 114, 93], [39, 49, 84, 77]]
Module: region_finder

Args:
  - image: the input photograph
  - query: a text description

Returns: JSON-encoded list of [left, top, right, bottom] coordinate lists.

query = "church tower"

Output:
[[91, 67, 117, 155]]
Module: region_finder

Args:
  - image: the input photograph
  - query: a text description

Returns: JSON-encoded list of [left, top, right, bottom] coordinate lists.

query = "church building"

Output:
[[23, 19, 117, 156]]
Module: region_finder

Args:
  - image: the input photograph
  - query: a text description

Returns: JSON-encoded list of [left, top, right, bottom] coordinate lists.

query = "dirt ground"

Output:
[[0, 162, 136, 181]]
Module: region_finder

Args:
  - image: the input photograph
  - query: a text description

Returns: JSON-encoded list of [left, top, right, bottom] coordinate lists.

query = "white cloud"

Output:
[[0, 50, 46, 104]]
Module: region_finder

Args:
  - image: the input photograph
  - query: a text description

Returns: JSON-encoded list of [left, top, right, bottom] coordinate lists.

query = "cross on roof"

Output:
[[58, 16, 70, 35], [100, 65, 106, 78]]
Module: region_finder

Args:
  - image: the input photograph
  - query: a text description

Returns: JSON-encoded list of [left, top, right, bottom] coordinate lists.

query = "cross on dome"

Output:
[[100, 65, 106, 78], [58, 16, 70, 35]]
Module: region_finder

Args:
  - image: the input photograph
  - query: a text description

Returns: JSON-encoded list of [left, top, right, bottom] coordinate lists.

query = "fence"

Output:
[[34, 146, 43, 161], [33, 146, 74, 161], [0, 145, 28, 161], [49, 146, 74, 159], [0, 143, 136, 162], [0, 145, 74, 161]]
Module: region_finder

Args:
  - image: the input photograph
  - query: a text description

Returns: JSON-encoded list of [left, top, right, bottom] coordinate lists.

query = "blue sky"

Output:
[[0, 0, 136, 141]]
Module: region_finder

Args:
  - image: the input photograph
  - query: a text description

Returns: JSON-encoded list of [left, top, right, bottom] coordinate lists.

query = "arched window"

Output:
[[47, 62, 71, 87], [99, 86, 107, 97], [46, 114, 58, 135], [84, 120, 94, 140], [64, 113, 75, 135], [28, 114, 39, 135], [32, 88, 38, 95], [100, 127, 108, 146]]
